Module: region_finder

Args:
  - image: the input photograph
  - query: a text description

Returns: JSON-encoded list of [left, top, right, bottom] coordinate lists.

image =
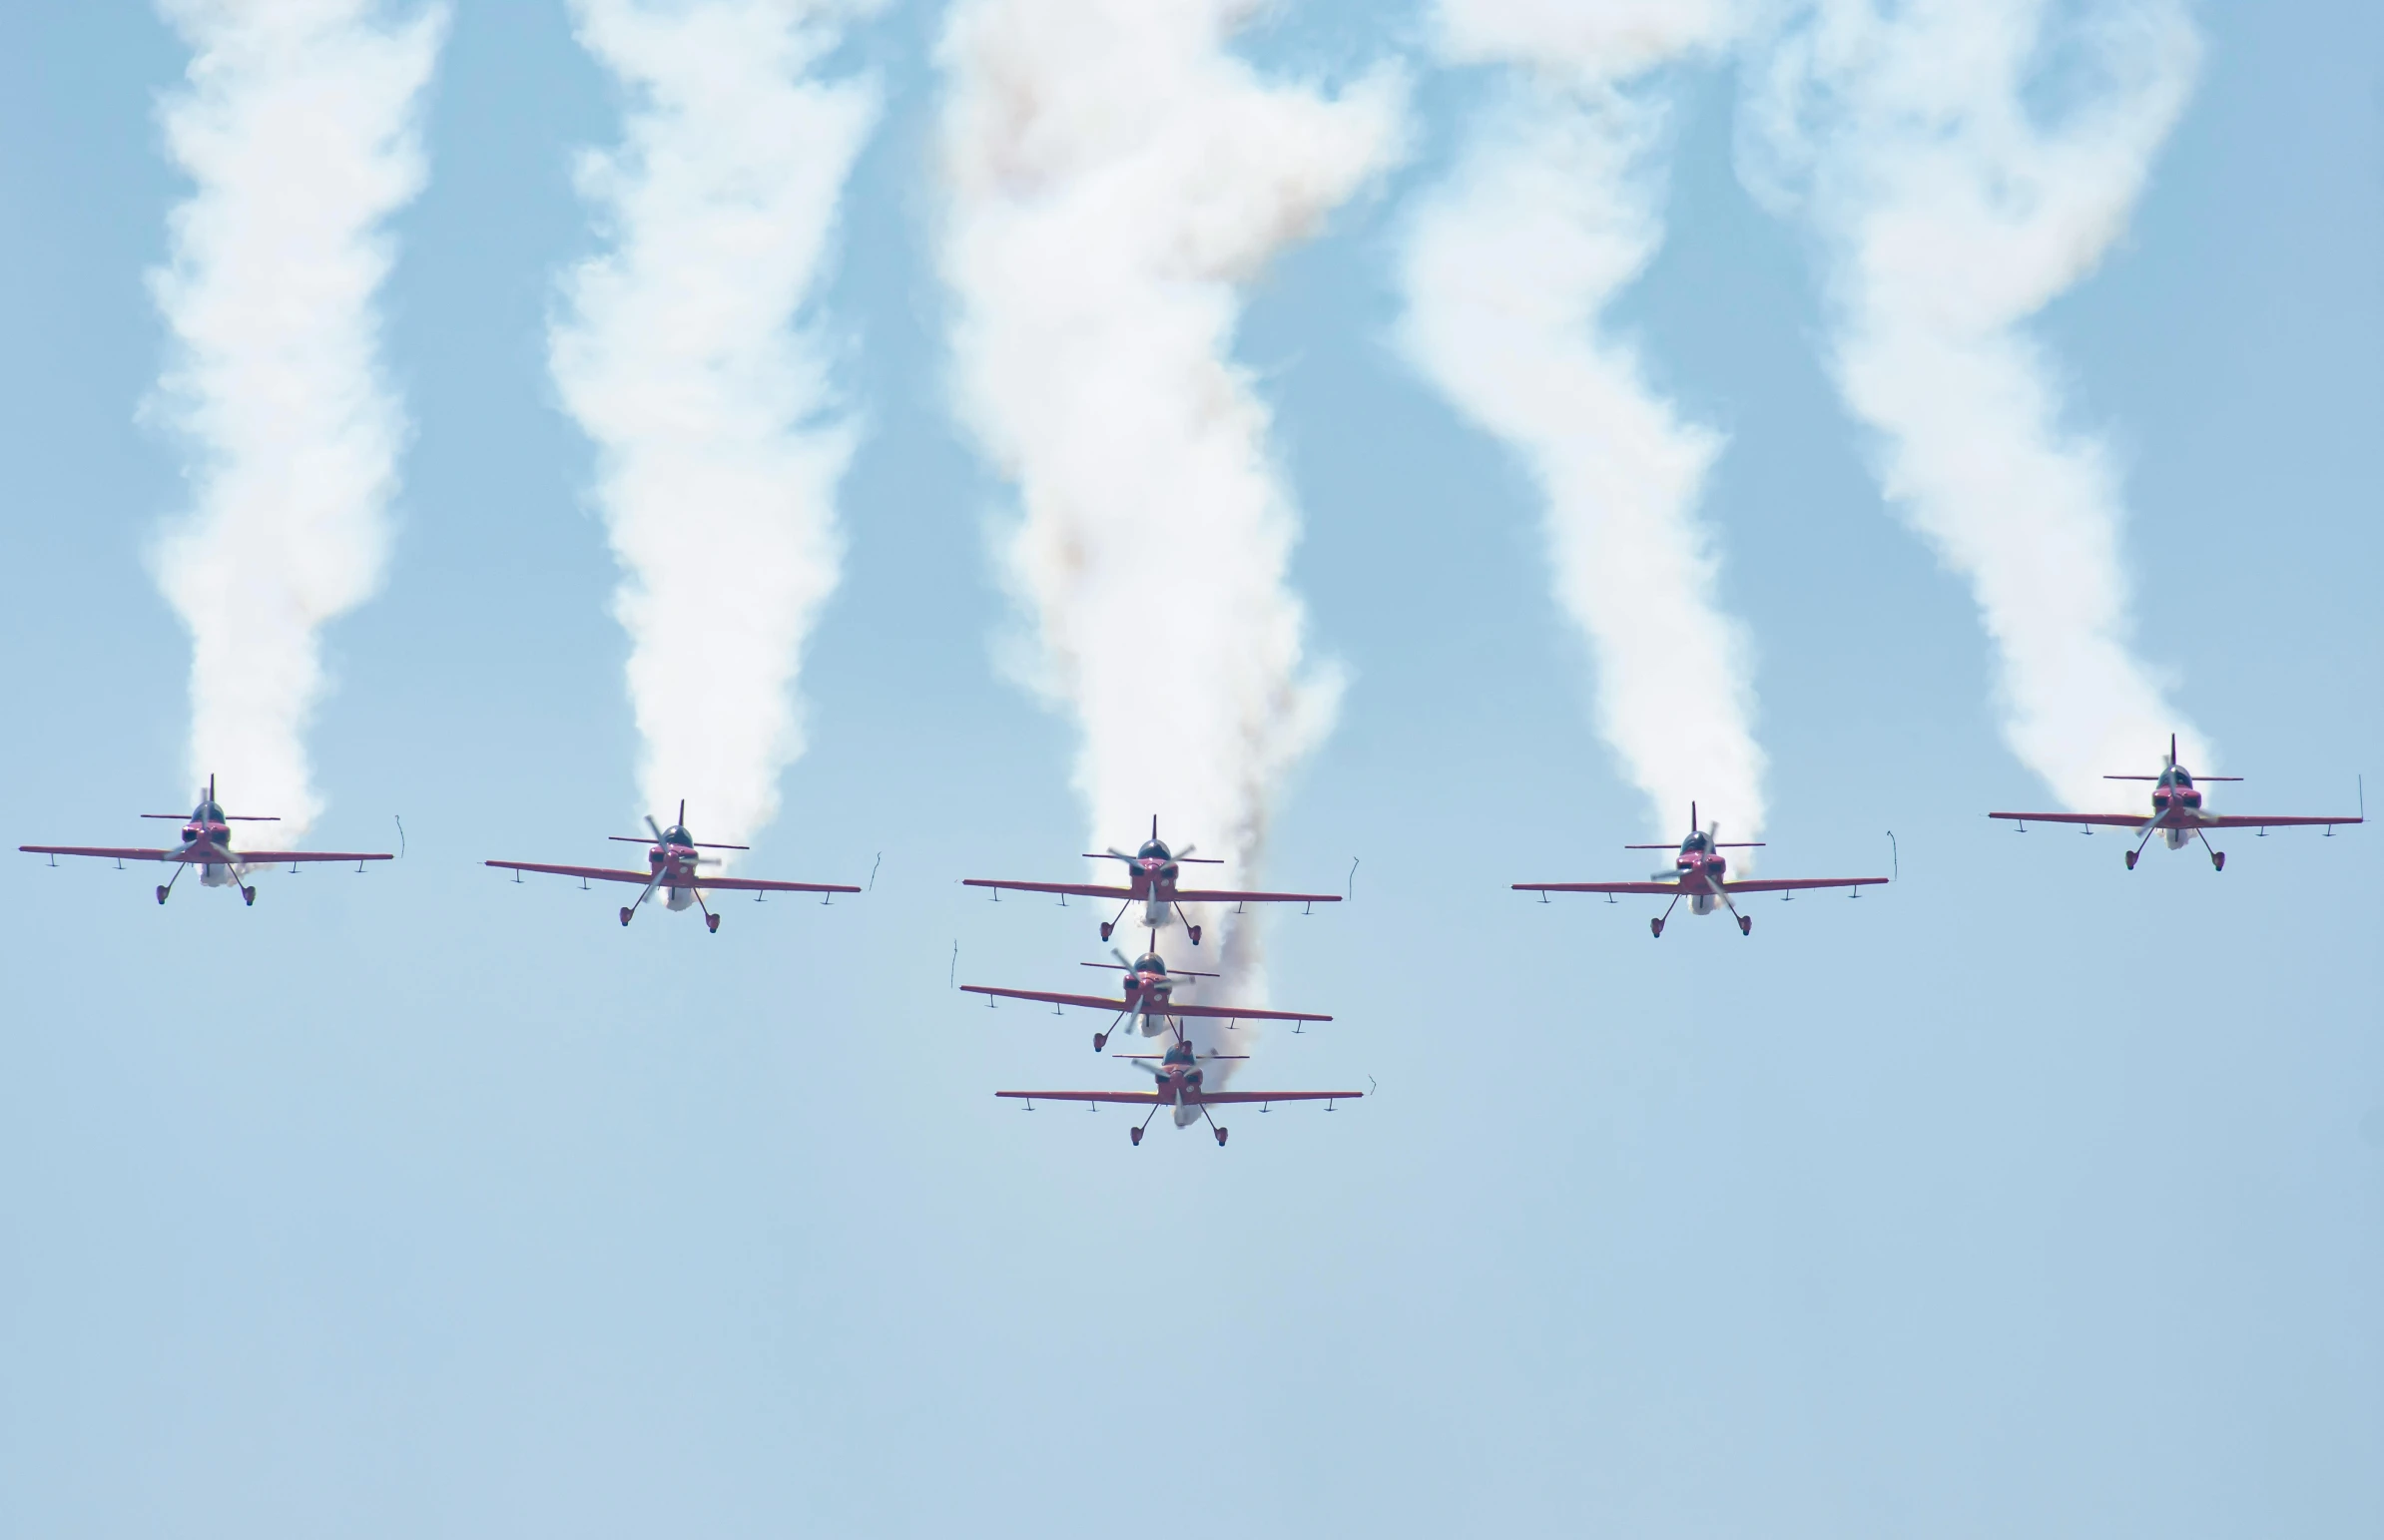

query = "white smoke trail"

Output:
[[1400, 1, 1767, 852], [1739, 0, 2207, 802], [148, 0, 447, 834], [936, 1, 1403, 1032], [551, 0, 880, 851]]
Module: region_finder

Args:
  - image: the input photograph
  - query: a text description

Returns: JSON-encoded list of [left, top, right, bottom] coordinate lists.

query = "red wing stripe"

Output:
[[994, 1091, 1160, 1105], [690, 877, 863, 893], [1721, 876, 1890, 894], [2197, 815, 2363, 828], [19, 845, 173, 861], [1163, 1003, 1332, 1022], [961, 879, 1133, 899], [484, 861, 652, 884], [1191, 1091, 1364, 1105], [237, 851, 393, 863], [961, 986, 1124, 1012], [1170, 889, 1343, 904], [1987, 811, 2151, 826], [1512, 881, 1679, 894]]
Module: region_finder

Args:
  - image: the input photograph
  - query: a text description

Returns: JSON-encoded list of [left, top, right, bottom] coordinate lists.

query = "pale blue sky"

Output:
[[2, 2, 2378, 1536]]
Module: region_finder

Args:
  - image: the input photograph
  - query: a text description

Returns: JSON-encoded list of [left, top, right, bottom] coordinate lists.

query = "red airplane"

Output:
[[486, 800, 859, 931], [961, 943, 1332, 1051], [998, 1035, 1362, 1147], [962, 816, 1341, 944], [18, 774, 392, 906], [1990, 735, 2363, 869], [1515, 802, 1887, 936]]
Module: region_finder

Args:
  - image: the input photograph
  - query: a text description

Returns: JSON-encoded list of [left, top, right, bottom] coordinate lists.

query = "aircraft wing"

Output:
[[1722, 876, 1889, 894], [1169, 888, 1343, 905], [2195, 814, 2363, 829], [962, 878, 1132, 900], [485, 860, 653, 884], [996, 1090, 1162, 1105], [1512, 880, 1679, 895], [1191, 1090, 1362, 1105], [233, 850, 393, 864], [21, 844, 174, 862], [1987, 811, 2153, 827], [690, 875, 862, 894], [963, 985, 1125, 1012], [1161, 1001, 1331, 1023]]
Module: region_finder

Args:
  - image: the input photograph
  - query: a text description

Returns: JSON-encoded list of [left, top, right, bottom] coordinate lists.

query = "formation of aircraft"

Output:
[[486, 801, 860, 931], [1514, 802, 1889, 937], [18, 775, 391, 906], [1990, 736, 2363, 870], [16, 740, 2363, 1152], [963, 817, 1340, 944]]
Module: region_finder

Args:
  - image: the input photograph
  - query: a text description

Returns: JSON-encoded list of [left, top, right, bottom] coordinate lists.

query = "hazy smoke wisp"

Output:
[[1739, 0, 2207, 800], [552, 0, 881, 850], [937, 0, 1403, 1030], [149, 0, 449, 832], [1402, 1, 1767, 851]]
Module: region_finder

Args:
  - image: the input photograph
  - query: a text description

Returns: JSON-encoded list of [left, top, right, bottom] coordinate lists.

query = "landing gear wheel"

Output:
[[1092, 1033, 1108, 1052], [2211, 851, 2225, 872], [1099, 921, 1113, 941], [1129, 1126, 1143, 1147], [706, 912, 721, 933], [619, 906, 634, 926], [242, 886, 257, 906], [156, 885, 169, 905], [1649, 918, 1664, 938], [1187, 924, 1202, 945], [1214, 1127, 1229, 1147], [2124, 850, 2138, 869], [1737, 914, 1752, 935]]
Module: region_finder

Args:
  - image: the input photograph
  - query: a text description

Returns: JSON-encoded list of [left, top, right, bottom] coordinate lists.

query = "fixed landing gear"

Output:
[[1092, 1032, 1109, 1052], [2211, 850, 2225, 871], [156, 884, 169, 905], [1214, 1126, 1229, 1147], [242, 885, 257, 906], [1737, 914, 1752, 935], [1099, 921, 1113, 941], [619, 905, 634, 926], [2124, 849, 2139, 869], [1187, 924, 1203, 945], [706, 912, 721, 933], [1649, 917, 1664, 938], [1129, 1125, 1143, 1147]]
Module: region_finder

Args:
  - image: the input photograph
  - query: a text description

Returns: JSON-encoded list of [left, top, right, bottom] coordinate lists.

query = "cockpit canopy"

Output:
[[1136, 953, 1167, 977], [662, 825, 693, 846], [1136, 839, 1172, 863], [1680, 829, 1712, 854], [1162, 1041, 1196, 1066], [2163, 767, 2193, 788], [194, 801, 226, 824]]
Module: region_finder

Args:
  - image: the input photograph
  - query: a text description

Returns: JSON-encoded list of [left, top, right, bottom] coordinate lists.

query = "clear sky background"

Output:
[[2, 2, 2379, 1536]]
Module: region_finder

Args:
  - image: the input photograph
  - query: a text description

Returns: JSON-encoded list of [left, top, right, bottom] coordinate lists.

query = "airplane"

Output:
[[1989, 734, 2363, 869], [18, 774, 392, 906], [962, 816, 1341, 944], [1514, 802, 1888, 937], [485, 800, 860, 931], [960, 943, 1331, 1051], [998, 1035, 1362, 1147]]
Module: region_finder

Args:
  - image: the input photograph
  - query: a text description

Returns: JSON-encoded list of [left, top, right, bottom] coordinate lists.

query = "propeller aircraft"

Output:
[[19, 775, 392, 906], [962, 816, 1340, 944], [962, 944, 1332, 1051], [998, 1035, 1362, 1147], [1515, 802, 1888, 936], [485, 800, 860, 931], [1989, 735, 2363, 869]]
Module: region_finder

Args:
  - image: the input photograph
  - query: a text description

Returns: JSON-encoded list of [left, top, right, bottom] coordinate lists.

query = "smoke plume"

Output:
[[936, 1, 1403, 1023], [1738, 0, 2207, 801], [148, 0, 448, 833], [1401, 1, 1767, 850], [551, 0, 880, 850]]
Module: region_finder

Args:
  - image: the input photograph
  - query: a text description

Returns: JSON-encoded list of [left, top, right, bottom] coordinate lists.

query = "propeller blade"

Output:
[[1111, 946, 1134, 969], [646, 814, 666, 844], [1173, 844, 1195, 860]]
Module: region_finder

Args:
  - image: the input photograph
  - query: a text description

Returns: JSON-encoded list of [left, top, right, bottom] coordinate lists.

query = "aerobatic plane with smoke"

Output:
[[20, 775, 392, 906], [486, 801, 859, 931], [1515, 803, 1888, 937], [1991, 736, 2363, 870], [963, 944, 1331, 1052], [963, 818, 1341, 944], [999, 1031, 1361, 1149]]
